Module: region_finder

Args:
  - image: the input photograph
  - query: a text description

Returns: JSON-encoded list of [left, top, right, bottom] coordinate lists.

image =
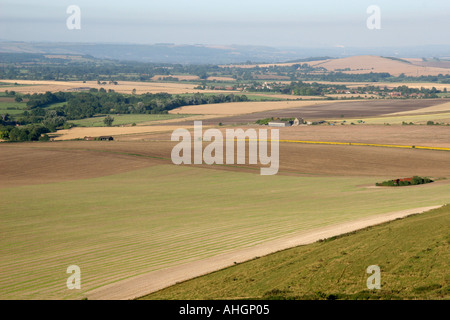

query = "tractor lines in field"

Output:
[[144, 138, 450, 152], [234, 139, 450, 152]]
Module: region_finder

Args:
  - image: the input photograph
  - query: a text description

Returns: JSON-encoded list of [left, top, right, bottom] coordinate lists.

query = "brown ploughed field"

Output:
[[178, 99, 447, 125]]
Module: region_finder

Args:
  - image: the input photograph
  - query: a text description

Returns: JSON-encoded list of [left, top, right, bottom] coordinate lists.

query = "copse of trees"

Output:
[[2, 124, 50, 142], [376, 176, 433, 187], [284, 81, 347, 96], [26, 92, 68, 109]]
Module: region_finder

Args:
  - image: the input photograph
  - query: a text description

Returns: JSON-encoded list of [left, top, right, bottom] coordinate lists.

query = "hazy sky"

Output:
[[1, 0, 449, 47]]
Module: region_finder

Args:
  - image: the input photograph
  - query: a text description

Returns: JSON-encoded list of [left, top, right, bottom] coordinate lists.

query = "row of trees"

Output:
[[283, 81, 347, 96], [24, 91, 249, 120], [0, 91, 250, 141]]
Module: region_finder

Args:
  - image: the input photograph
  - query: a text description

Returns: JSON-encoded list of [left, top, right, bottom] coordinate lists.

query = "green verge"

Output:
[[141, 204, 450, 300]]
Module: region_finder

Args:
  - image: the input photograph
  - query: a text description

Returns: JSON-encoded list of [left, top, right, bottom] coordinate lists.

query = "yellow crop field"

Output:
[[169, 100, 334, 115]]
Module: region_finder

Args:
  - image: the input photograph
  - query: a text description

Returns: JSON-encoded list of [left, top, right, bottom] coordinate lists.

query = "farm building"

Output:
[[293, 118, 305, 126], [84, 136, 95, 141], [268, 121, 291, 127], [98, 136, 114, 141]]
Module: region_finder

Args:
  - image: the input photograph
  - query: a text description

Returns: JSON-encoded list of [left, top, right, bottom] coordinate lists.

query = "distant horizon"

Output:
[[2, 39, 450, 50], [1, 0, 449, 48], [1, 40, 450, 65]]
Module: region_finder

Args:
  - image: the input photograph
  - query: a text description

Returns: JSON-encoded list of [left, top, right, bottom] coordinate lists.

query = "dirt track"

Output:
[[86, 205, 442, 300]]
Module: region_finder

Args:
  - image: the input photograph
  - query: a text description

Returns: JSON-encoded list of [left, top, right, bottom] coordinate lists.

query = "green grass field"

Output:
[[142, 204, 450, 300], [0, 100, 28, 115], [1, 164, 449, 299], [68, 114, 190, 127]]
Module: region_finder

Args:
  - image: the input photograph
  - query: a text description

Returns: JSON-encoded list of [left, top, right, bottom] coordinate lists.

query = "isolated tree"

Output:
[[103, 115, 114, 127]]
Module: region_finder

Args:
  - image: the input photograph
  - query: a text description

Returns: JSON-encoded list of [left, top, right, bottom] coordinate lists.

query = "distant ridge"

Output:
[[1, 41, 450, 65]]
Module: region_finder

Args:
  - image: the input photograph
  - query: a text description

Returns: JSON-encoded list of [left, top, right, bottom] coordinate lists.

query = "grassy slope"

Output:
[[142, 205, 450, 300], [1, 164, 449, 299]]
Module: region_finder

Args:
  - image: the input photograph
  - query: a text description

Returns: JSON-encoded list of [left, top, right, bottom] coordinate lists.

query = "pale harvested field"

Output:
[[221, 56, 450, 76], [334, 113, 450, 125], [385, 101, 450, 116], [249, 93, 325, 100], [307, 55, 450, 77], [0, 80, 232, 95], [168, 100, 335, 115], [305, 81, 450, 92], [88, 205, 442, 300], [52, 125, 205, 140]]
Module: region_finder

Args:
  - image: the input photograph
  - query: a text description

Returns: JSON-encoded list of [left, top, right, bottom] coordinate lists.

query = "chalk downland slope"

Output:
[[141, 204, 450, 300]]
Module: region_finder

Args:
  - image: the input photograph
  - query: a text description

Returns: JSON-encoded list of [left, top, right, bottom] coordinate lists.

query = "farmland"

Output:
[[169, 100, 333, 116], [0, 79, 230, 95], [0, 97, 27, 115], [2, 0, 450, 305], [142, 204, 450, 300], [188, 99, 450, 126], [1, 53, 450, 301], [1, 149, 449, 299], [306, 55, 450, 77], [222, 55, 450, 77]]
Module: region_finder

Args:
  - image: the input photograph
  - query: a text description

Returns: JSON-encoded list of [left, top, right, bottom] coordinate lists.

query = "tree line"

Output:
[[0, 91, 249, 142]]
